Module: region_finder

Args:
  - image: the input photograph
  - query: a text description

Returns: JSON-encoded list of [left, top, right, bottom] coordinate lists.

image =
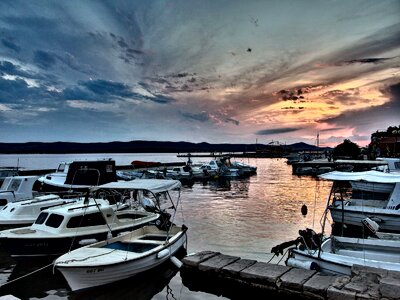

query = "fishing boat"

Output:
[[0, 194, 79, 228], [270, 168, 400, 275], [33, 159, 117, 193], [54, 179, 187, 292], [0, 181, 166, 257], [275, 226, 400, 276], [0, 176, 39, 206], [320, 170, 400, 234]]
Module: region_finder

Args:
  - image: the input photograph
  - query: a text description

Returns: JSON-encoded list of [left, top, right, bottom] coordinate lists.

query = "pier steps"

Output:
[[181, 251, 400, 299]]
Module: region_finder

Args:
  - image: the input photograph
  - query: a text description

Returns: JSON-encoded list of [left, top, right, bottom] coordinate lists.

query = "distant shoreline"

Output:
[[0, 140, 326, 154]]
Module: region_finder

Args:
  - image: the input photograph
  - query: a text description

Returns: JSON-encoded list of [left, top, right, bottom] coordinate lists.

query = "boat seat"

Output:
[[103, 241, 159, 253]]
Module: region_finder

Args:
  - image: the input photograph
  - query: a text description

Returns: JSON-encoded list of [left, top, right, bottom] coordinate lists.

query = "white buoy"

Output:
[[286, 258, 320, 271], [170, 256, 183, 268]]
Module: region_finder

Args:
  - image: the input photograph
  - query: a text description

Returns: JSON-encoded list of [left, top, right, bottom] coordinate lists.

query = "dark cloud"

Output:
[[2, 15, 57, 30], [340, 57, 393, 65], [0, 76, 60, 105], [279, 88, 308, 101], [1, 37, 21, 52], [33, 50, 58, 69], [319, 127, 346, 132], [109, 32, 144, 64], [327, 24, 400, 67], [382, 82, 400, 106], [256, 127, 300, 135], [63, 79, 175, 104], [80, 80, 134, 98], [179, 111, 210, 122], [225, 118, 239, 125], [0, 61, 30, 77], [147, 93, 175, 104]]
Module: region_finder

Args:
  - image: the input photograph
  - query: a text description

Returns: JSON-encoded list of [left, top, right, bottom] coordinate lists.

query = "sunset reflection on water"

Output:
[[174, 158, 333, 262]]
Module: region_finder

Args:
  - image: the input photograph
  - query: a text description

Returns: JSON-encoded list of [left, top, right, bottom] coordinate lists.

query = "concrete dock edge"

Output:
[[181, 251, 400, 299]]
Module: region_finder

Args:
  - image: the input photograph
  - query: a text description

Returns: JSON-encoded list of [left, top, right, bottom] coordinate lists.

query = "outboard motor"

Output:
[[298, 228, 322, 251], [155, 210, 172, 231]]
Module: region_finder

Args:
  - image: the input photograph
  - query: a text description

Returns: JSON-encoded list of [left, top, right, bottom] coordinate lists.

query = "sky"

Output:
[[0, 0, 399, 147]]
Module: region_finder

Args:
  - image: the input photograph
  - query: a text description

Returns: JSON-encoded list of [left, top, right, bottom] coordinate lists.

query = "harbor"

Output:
[[0, 153, 399, 299], [0, 154, 329, 299]]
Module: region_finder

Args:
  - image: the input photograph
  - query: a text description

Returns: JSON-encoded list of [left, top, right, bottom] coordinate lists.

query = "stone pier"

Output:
[[181, 251, 400, 299]]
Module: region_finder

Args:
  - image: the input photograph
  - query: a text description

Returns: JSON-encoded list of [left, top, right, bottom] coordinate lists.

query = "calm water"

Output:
[[0, 154, 333, 299]]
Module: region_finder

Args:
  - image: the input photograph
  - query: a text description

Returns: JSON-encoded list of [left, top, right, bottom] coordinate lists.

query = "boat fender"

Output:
[[79, 238, 98, 246], [157, 249, 170, 259], [301, 204, 308, 216], [287, 258, 320, 271], [170, 256, 183, 268]]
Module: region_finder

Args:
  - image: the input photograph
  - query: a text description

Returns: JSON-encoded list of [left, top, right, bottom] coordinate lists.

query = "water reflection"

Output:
[[0, 156, 333, 299]]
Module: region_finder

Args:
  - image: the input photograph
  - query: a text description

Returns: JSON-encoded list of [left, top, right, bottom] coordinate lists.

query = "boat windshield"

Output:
[[57, 163, 66, 172], [45, 214, 64, 228], [67, 212, 107, 228], [35, 212, 49, 224], [9, 179, 22, 191]]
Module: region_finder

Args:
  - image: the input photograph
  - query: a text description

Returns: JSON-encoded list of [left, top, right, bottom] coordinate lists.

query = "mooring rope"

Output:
[[0, 262, 53, 288]]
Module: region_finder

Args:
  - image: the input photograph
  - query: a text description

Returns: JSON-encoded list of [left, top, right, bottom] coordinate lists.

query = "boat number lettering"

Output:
[[86, 268, 104, 274], [25, 242, 49, 247]]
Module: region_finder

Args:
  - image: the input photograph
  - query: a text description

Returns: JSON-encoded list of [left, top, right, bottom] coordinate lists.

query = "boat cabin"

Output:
[[34, 159, 117, 193], [0, 176, 39, 206]]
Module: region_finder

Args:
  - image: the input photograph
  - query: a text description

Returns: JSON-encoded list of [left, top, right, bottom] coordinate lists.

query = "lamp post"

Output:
[[394, 130, 398, 157]]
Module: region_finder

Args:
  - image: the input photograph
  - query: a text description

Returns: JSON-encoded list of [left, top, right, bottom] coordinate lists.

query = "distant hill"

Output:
[[0, 140, 330, 154]]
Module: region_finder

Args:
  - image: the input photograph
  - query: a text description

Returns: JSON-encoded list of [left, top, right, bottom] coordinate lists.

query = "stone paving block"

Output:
[[198, 253, 240, 272], [352, 264, 388, 278], [239, 262, 291, 286], [331, 275, 351, 289], [280, 267, 317, 291], [182, 251, 220, 267], [221, 259, 257, 277], [327, 286, 356, 300], [380, 276, 400, 299], [303, 273, 340, 299]]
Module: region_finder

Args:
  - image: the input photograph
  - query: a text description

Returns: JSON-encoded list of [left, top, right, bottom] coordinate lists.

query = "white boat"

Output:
[[0, 167, 19, 185], [0, 180, 166, 257], [33, 159, 117, 193], [54, 179, 187, 292], [284, 230, 400, 275], [319, 170, 400, 233], [0, 194, 75, 228], [0, 176, 39, 206], [375, 157, 400, 173], [54, 224, 187, 291]]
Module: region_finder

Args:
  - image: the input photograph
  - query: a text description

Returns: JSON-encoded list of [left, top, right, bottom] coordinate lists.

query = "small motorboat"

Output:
[[54, 178, 187, 292], [0, 176, 39, 206], [0, 191, 161, 258], [54, 224, 187, 291], [271, 225, 400, 276], [0, 194, 79, 228], [33, 159, 117, 194]]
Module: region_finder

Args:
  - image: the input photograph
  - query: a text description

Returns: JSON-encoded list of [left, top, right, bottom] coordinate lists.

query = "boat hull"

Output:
[[350, 181, 394, 194], [56, 228, 187, 291], [288, 236, 400, 275], [0, 222, 157, 257], [329, 206, 400, 233]]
